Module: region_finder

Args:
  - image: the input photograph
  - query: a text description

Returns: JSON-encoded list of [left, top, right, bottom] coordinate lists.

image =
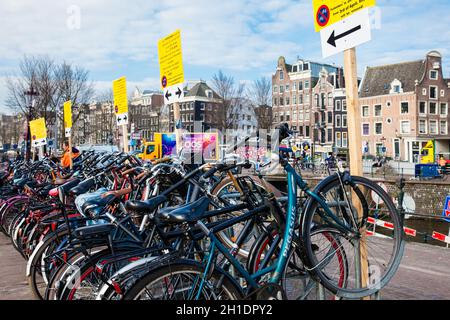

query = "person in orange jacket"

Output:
[[61, 141, 80, 169]]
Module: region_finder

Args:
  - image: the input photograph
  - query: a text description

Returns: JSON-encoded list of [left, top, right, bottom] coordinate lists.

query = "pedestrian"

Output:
[[61, 141, 80, 169]]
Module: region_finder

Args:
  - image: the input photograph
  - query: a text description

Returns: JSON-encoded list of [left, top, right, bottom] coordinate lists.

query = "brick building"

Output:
[[359, 51, 450, 162], [272, 56, 346, 156]]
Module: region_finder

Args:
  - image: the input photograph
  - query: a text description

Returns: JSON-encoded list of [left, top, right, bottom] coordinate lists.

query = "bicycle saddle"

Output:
[[70, 177, 95, 197], [125, 195, 167, 216], [59, 179, 81, 196], [155, 197, 211, 224]]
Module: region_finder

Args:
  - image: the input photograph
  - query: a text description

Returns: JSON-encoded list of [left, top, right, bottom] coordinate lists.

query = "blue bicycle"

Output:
[[122, 124, 404, 300]]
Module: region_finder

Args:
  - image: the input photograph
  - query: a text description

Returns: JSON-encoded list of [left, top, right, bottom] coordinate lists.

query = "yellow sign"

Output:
[[312, 0, 376, 32], [158, 30, 185, 89], [113, 77, 128, 115], [64, 100, 72, 129], [29, 118, 47, 147]]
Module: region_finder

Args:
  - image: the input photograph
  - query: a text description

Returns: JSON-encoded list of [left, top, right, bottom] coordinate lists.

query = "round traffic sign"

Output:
[[115, 106, 119, 113], [32, 135, 36, 140], [161, 76, 168, 88], [316, 5, 330, 27]]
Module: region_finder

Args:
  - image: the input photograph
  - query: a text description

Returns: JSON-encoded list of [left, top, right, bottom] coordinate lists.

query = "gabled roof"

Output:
[[186, 82, 222, 99], [360, 60, 426, 98]]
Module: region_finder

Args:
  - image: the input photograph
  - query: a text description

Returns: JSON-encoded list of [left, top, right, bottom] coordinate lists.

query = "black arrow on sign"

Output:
[[176, 88, 182, 98], [165, 90, 172, 101], [123, 115, 128, 121], [327, 25, 362, 47]]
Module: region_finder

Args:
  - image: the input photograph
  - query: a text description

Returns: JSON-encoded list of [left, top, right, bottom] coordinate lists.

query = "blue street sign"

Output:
[[442, 196, 450, 223], [382, 147, 387, 153]]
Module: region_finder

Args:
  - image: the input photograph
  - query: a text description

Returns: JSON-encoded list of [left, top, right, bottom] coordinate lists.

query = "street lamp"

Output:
[[24, 85, 39, 161]]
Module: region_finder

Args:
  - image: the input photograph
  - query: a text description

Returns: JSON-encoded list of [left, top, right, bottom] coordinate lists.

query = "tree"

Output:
[[248, 77, 273, 130], [211, 70, 246, 132], [5, 56, 94, 148]]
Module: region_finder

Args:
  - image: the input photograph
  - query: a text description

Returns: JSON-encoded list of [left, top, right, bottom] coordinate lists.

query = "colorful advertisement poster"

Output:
[[182, 133, 218, 161], [161, 133, 177, 157]]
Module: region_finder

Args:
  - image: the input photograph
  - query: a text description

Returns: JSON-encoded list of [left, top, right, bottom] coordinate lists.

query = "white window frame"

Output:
[[441, 90, 446, 98], [342, 100, 347, 111], [400, 101, 409, 115], [440, 120, 448, 135], [342, 115, 348, 128], [374, 122, 383, 135], [429, 85, 438, 100], [400, 121, 410, 134], [361, 105, 370, 118], [342, 132, 348, 148], [335, 132, 342, 148], [362, 122, 370, 136], [422, 88, 427, 96], [419, 101, 427, 115], [419, 119, 427, 134], [440, 103, 448, 117], [429, 120, 438, 134], [335, 115, 341, 128], [336, 100, 341, 111], [430, 70, 439, 80], [429, 102, 438, 115], [374, 104, 382, 117]]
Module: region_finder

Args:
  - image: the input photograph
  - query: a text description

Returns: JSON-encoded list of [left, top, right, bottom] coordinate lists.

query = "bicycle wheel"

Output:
[[123, 260, 243, 300], [301, 174, 404, 299], [248, 224, 348, 300]]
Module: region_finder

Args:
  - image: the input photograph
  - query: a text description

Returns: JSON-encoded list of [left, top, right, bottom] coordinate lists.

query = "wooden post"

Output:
[[173, 102, 182, 154], [343, 47, 370, 298], [122, 124, 129, 153]]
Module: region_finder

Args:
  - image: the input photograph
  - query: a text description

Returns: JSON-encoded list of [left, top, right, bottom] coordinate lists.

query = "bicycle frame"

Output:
[[194, 159, 358, 298]]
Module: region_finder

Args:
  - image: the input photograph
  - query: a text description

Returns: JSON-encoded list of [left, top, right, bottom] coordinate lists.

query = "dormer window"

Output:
[[205, 90, 213, 99], [390, 79, 403, 94]]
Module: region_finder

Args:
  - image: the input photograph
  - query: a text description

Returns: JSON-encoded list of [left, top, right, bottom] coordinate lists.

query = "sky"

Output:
[[0, 0, 449, 113]]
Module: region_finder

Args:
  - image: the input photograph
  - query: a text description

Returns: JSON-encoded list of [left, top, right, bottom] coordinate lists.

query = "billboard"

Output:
[[182, 133, 218, 161]]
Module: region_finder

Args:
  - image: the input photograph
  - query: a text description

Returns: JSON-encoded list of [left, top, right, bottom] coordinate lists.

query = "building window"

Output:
[[299, 112, 304, 121], [375, 122, 383, 135], [327, 111, 333, 124], [440, 103, 448, 116], [327, 129, 333, 142], [419, 119, 427, 134], [298, 94, 303, 104], [305, 126, 310, 137], [293, 83, 297, 91], [429, 102, 437, 114], [293, 95, 297, 105], [441, 90, 446, 97], [336, 100, 341, 111], [273, 86, 278, 93], [335, 132, 342, 147], [280, 97, 284, 106], [304, 81, 310, 89], [362, 123, 370, 136], [342, 115, 347, 128], [286, 112, 290, 121], [280, 85, 284, 93], [273, 98, 278, 106], [362, 105, 369, 117], [342, 132, 348, 148], [401, 102, 409, 114], [298, 81, 303, 91], [401, 121, 410, 134], [305, 112, 310, 121], [299, 126, 304, 135], [430, 70, 438, 80], [374, 104, 382, 117], [430, 120, 438, 134], [286, 97, 290, 105], [280, 71, 284, 80], [336, 115, 341, 128], [328, 93, 333, 106], [342, 100, 347, 111], [422, 88, 427, 96], [305, 94, 310, 104], [430, 86, 438, 99], [419, 102, 427, 115], [440, 120, 448, 135], [286, 84, 290, 92]]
